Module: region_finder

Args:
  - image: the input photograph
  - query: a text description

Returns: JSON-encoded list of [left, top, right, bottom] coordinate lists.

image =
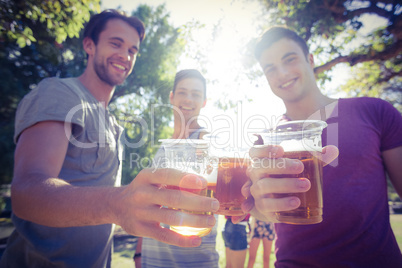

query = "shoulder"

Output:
[[36, 77, 83, 99], [341, 96, 381, 105], [340, 97, 393, 109], [339, 97, 399, 117], [19, 77, 83, 107], [189, 127, 209, 139], [17, 77, 87, 118], [14, 77, 86, 143], [198, 129, 209, 139]]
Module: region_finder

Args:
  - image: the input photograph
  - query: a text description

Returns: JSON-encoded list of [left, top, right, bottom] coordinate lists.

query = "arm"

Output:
[[383, 146, 402, 198], [12, 121, 218, 247]]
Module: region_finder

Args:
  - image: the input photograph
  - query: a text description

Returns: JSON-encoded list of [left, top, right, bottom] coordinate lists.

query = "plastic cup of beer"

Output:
[[160, 139, 214, 237], [257, 120, 327, 225], [203, 134, 251, 216]]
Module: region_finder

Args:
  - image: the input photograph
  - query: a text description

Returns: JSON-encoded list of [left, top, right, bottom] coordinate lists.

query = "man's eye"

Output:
[[285, 57, 296, 64], [265, 67, 275, 74]]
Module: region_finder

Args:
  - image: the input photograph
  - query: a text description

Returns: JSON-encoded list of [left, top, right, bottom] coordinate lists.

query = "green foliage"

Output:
[[340, 62, 402, 112], [252, 0, 401, 106], [0, 0, 100, 47]]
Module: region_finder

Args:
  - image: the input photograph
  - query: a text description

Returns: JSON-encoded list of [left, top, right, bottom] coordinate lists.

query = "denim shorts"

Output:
[[222, 218, 248, 250]]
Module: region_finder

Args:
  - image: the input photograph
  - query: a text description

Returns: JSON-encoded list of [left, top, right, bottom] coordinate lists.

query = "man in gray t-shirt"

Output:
[[1, 11, 218, 268]]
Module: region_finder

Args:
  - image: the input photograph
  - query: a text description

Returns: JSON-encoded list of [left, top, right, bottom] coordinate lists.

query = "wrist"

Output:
[[105, 186, 126, 225]]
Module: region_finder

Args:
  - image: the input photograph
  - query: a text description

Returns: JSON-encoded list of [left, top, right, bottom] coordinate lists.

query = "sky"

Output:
[[100, 0, 353, 132]]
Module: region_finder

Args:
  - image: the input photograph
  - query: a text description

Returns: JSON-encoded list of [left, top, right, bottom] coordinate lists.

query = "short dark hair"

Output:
[[173, 69, 207, 99], [254, 26, 309, 60], [83, 9, 145, 45]]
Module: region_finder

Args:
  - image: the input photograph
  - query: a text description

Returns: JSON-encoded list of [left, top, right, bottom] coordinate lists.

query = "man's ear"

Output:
[[83, 37, 95, 56], [308, 53, 315, 68], [202, 99, 207, 108], [169, 91, 174, 104]]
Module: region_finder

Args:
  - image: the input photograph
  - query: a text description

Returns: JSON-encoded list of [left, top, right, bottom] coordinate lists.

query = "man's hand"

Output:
[[241, 145, 339, 222], [112, 168, 219, 247]]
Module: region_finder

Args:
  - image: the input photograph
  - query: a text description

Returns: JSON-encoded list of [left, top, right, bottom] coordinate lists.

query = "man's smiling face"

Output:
[[91, 19, 140, 86], [258, 38, 317, 104], [170, 77, 206, 123]]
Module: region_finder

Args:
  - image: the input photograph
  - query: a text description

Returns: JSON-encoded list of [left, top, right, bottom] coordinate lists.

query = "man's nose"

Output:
[[117, 48, 131, 62], [277, 65, 289, 77]]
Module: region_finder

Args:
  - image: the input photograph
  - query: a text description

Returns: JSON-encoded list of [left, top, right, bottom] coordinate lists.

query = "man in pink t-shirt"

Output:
[[245, 26, 402, 267]]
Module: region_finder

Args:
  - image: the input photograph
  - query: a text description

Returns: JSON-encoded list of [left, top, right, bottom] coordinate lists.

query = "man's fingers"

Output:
[[241, 179, 252, 198], [248, 207, 279, 223], [250, 158, 304, 182], [249, 145, 284, 158], [241, 196, 255, 213], [253, 194, 301, 213], [231, 214, 247, 224], [141, 168, 208, 189], [148, 187, 219, 213], [250, 177, 310, 196], [321, 145, 339, 166]]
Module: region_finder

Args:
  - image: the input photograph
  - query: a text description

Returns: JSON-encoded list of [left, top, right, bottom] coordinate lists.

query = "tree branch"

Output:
[[378, 69, 402, 84], [314, 39, 402, 74], [347, 5, 391, 20]]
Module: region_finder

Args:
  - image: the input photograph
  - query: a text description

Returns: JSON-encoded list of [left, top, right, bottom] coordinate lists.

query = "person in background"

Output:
[[244, 26, 402, 267], [133, 235, 142, 268], [222, 215, 250, 268], [247, 217, 275, 268], [138, 69, 219, 268], [0, 11, 218, 267]]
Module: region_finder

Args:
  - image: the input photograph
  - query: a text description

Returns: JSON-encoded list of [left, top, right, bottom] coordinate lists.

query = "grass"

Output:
[[113, 214, 402, 268], [391, 214, 402, 247]]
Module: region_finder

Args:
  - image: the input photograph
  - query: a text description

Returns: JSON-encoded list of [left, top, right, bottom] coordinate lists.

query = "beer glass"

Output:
[[204, 134, 251, 216], [257, 120, 327, 224], [160, 139, 213, 237]]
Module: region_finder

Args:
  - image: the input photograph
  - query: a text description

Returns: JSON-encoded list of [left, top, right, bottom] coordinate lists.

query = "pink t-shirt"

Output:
[[275, 97, 402, 267]]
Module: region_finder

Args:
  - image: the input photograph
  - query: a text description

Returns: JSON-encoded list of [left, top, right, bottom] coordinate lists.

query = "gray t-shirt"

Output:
[[1, 77, 123, 267]]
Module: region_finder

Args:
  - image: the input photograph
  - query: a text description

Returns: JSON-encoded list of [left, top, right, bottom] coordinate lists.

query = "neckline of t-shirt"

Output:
[[72, 77, 111, 113]]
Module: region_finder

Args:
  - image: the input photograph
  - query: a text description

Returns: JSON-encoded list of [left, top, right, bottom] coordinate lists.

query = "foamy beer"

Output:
[[204, 135, 251, 216], [258, 120, 327, 224], [160, 139, 213, 237]]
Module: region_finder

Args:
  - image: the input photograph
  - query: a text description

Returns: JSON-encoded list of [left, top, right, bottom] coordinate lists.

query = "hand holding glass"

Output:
[[161, 139, 214, 237], [256, 120, 327, 225]]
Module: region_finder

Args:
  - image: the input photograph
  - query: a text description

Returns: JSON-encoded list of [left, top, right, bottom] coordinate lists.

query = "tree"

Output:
[[0, 0, 100, 47], [249, 0, 401, 108]]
